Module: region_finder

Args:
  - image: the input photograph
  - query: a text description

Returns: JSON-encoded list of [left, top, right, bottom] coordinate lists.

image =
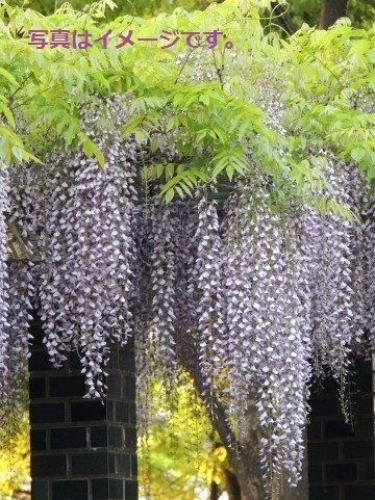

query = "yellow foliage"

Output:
[[212, 445, 227, 463], [0, 414, 30, 500], [202, 444, 230, 488]]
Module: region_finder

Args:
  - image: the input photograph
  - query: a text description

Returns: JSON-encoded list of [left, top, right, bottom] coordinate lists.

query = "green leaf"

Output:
[[164, 187, 175, 203], [135, 129, 149, 144], [81, 136, 105, 168], [226, 164, 235, 181], [11, 146, 23, 162], [0, 102, 16, 128], [165, 163, 175, 179], [0, 67, 18, 86], [351, 148, 366, 162]]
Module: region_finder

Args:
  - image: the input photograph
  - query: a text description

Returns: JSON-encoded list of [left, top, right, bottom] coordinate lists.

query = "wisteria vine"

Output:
[[0, 96, 374, 491]]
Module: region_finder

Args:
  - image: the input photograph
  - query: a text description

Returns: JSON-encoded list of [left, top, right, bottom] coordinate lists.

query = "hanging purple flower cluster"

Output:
[[222, 177, 311, 485], [2, 262, 35, 394], [149, 195, 178, 380], [193, 195, 225, 403], [40, 125, 136, 396], [361, 182, 375, 351], [0, 167, 36, 410], [1, 96, 139, 399], [223, 181, 258, 422], [298, 157, 368, 388], [0, 168, 10, 405], [1, 96, 375, 489]]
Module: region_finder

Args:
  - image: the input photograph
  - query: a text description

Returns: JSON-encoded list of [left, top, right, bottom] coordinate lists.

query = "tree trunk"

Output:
[[178, 345, 265, 498], [223, 469, 241, 500], [319, 0, 348, 29], [225, 434, 265, 500], [210, 480, 220, 500], [177, 338, 308, 500]]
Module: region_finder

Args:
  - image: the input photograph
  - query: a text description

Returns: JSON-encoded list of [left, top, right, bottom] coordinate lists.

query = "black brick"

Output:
[[124, 428, 136, 449], [108, 346, 119, 370], [91, 426, 122, 448], [71, 401, 106, 422], [52, 480, 88, 500], [307, 420, 322, 440], [322, 377, 340, 394], [308, 464, 322, 483], [50, 376, 86, 397], [29, 315, 44, 347], [308, 442, 339, 461], [129, 403, 136, 425], [123, 376, 136, 401], [69, 352, 82, 370], [109, 479, 124, 498], [356, 360, 372, 375], [309, 486, 339, 500], [29, 350, 55, 371], [92, 478, 109, 499], [125, 480, 138, 500], [355, 373, 372, 393], [356, 418, 374, 438], [344, 440, 374, 459], [91, 426, 107, 447], [131, 456, 137, 477], [30, 429, 46, 451], [109, 452, 116, 473], [311, 377, 339, 394], [116, 453, 131, 475], [326, 463, 357, 481], [29, 377, 46, 399], [50, 427, 87, 449], [115, 402, 129, 422], [31, 455, 67, 477], [324, 420, 355, 438], [344, 485, 375, 500], [355, 395, 372, 413], [72, 452, 108, 475], [310, 398, 338, 417], [126, 336, 135, 349], [106, 401, 114, 421], [109, 426, 122, 447], [31, 480, 48, 500], [30, 403, 65, 423], [107, 374, 122, 397], [119, 348, 135, 373], [364, 462, 374, 480]]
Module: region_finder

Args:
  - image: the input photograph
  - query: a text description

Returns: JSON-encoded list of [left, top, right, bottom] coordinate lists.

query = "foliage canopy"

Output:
[[0, 0, 373, 210]]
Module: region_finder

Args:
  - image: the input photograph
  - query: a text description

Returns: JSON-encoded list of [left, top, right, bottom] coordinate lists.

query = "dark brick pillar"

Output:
[[29, 315, 138, 500], [307, 359, 374, 500]]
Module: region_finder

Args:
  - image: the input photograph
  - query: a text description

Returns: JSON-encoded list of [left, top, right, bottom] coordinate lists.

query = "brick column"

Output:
[[29, 314, 138, 500], [307, 359, 374, 500]]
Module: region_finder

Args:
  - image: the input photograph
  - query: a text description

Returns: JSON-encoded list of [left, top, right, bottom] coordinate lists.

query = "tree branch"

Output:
[[271, 2, 298, 35]]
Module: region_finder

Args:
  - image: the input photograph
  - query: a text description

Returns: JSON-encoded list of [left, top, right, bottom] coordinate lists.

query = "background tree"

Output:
[[4, 0, 375, 27], [319, 0, 348, 28]]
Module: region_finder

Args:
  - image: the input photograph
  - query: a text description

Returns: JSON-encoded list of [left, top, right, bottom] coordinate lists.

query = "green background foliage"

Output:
[[5, 0, 375, 27], [0, 0, 373, 208]]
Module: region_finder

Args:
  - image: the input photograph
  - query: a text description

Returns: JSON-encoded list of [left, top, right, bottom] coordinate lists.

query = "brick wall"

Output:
[[307, 358, 375, 500], [29, 315, 138, 500]]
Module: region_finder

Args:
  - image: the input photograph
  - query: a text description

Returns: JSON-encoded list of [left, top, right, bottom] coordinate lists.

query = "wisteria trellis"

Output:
[[0, 95, 373, 488]]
